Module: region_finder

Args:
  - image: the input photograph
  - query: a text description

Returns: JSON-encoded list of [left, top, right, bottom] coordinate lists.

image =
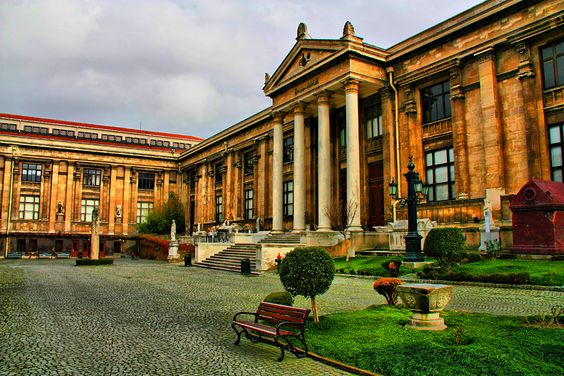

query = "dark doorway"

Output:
[[114, 241, 122, 254], [368, 161, 384, 227], [17, 239, 26, 253], [82, 241, 90, 258], [71, 240, 79, 257]]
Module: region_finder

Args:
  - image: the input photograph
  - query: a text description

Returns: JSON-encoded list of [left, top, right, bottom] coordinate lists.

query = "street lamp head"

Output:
[[414, 173, 423, 194], [389, 178, 398, 198], [422, 181, 431, 197]]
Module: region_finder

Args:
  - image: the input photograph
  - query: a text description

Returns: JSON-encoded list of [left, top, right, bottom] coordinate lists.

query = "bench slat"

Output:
[[234, 320, 295, 336]]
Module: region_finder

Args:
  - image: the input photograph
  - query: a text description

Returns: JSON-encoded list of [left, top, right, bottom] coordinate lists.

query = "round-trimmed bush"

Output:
[[423, 228, 466, 270], [264, 291, 294, 306], [279, 246, 335, 322]]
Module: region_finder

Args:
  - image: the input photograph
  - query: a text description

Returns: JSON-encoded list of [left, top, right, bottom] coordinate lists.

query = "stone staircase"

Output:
[[195, 244, 260, 274], [259, 232, 303, 245]]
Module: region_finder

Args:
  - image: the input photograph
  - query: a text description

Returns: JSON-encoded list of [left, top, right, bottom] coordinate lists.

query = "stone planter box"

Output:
[[397, 283, 452, 330]]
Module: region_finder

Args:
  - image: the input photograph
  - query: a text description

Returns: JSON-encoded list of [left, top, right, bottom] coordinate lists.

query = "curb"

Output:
[[306, 351, 380, 376], [335, 273, 564, 292]]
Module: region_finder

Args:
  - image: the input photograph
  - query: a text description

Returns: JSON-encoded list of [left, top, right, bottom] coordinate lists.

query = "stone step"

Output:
[[207, 255, 256, 263], [198, 259, 256, 269], [194, 263, 260, 275]]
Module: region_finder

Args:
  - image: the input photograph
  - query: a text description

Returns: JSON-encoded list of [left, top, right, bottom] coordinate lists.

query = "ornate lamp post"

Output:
[[389, 157, 430, 262]]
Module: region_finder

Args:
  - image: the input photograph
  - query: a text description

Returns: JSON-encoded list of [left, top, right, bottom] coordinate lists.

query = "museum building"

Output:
[[1, 0, 563, 258]]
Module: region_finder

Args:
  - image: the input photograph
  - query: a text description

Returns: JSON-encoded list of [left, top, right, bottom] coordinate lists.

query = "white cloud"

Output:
[[0, 0, 484, 138]]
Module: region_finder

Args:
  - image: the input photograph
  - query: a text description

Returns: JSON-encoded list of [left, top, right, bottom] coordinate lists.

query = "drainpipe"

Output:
[[4, 157, 15, 257], [387, 67, 401, 223]]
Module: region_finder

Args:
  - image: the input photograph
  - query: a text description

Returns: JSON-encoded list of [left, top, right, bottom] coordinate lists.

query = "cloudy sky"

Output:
[[0, 0, 484, 139]]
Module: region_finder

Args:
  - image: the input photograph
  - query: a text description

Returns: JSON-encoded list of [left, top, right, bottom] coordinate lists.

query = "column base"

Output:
[[316, 226, 333, 232]]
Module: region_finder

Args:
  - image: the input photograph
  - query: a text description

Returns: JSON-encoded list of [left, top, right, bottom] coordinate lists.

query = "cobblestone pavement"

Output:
[[1, 259, 563, 376]]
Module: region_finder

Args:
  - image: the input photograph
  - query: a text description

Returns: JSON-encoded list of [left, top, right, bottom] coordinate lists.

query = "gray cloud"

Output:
[[0, 0, 483, 138]]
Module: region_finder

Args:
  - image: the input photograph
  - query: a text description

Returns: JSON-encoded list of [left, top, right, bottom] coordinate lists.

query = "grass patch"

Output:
[[306, 305, 564, 376], [75, 258, 114, 266], [334, 256, 564, 286]]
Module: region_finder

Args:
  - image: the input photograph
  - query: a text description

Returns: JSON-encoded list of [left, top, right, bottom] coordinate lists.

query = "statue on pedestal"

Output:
[[171, 220, 176, 241]]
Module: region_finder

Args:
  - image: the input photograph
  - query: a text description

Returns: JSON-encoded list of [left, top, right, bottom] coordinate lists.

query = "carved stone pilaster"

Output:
[[516, 42, 535, 80], [379, 84, 394, 100], [403, 86, 417, 114], [156, 172, 164, 186], [450, 60, 465, 100]]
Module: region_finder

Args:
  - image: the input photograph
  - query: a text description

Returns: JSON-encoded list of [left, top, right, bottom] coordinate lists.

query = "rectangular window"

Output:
[[549, 123, 564, 182], [244, 152, 254, 175], [283, 136, 294, 163], [138, 173, 155, 190], [136, 201, 154, 223], [283, 180, 294, 218], [81, 199, 99, 222], [215, 195, 223, 223], [422, 81, 451, 124], [83, 169, 101, 187], [1, 123, 17, 131], [541, 40, 564, 90], [365, 101, 383, 139], [19, 195, 40, 220], [244, 189, 254, 220], [22, 163, 42, 183], [425, 148, 455, 202], [215, 164, 223, 185]]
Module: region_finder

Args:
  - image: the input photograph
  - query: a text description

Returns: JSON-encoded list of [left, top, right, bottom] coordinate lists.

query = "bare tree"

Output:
[[324, 200, 358, 263]]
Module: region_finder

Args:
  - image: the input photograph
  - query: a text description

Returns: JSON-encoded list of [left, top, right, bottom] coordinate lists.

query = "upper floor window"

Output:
[[83, 169, 101, 187], [422, 81, 451, 124], [244, 152, 254, 176], [425, 147, 455, 202], [22, 163, 42, 183], [138, 173, 155, 190], [80, 199, 99, 222], [101, 134, 122, 142], [77, 131, 98, 139], [549, 123, 564, 182], [23, 125, 48, 134], [244, 189, 254, 220], [365, 99, 383, 139], [52, 128, 74, 137], [215, 163, 223, 185], [19, 195, 40, 220], [283, 136, 294, 163], [283, 180, 294, 218], [1, 123, 17, 131], [541, 40, 564, 90]]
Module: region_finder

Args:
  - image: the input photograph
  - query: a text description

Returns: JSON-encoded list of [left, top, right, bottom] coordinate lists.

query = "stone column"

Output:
[[122, 167, 131, 234], [450, 62, 470, 199], [476, 49, 504, 190], [343, 78, 362, 231], [48, 162, 59, 233], [293, 103, 306, 232], [316, 91, 332, 231], [64, 163, 74, 232], [272, 112, 284, 232]]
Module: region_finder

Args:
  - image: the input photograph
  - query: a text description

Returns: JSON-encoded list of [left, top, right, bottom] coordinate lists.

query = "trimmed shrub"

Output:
[[264, 291, 294, 306], [279, 246, 335, 323], [423, 228, 466, 269], [381, 259, 402, 277], [76, 258, 114, 266]]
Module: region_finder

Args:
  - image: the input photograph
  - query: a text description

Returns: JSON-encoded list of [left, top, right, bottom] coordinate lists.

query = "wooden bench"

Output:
[[232, 302, 310, 361]]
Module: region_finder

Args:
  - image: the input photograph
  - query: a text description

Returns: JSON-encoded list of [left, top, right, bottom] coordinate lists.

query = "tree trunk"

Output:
[[310, 295, 319, 323]]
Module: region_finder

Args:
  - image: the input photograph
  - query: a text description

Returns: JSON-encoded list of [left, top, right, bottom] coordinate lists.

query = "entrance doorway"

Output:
[[368, 161, 384, 227]]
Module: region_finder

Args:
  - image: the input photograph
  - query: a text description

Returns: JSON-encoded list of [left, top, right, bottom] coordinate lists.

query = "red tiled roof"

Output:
[[0, 113, 204, 141]]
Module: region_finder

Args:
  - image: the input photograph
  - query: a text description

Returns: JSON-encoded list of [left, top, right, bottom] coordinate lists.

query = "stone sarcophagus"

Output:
[[509, 180, 564, 255]]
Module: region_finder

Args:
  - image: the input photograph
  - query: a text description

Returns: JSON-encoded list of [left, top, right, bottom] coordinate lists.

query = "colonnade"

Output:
[[271, 78, 363, 233]]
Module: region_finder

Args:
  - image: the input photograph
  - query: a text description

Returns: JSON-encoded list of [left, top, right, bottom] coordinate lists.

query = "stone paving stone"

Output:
[[1, 259, 563, 375]]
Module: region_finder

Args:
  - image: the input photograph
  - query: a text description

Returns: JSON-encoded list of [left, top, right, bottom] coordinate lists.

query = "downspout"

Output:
[[388, 68, 401, 223], [4, 158, 15, 257]]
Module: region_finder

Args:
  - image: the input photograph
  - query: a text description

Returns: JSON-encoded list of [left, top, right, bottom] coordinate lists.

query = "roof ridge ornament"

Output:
[[343, 21, 355, 37], [297, 22, 307, 40]]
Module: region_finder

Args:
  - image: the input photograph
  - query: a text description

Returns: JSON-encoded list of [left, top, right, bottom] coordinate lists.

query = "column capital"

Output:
[[291, 102, 307, 114], [315, 90, 332, 105], [475, 47, 495, 64], [271, 111, 285, 123], [515, 42, 535, 80], [342, 78, 360, 93]]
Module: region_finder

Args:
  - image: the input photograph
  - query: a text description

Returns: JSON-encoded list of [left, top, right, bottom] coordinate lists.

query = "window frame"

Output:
[[421, 81, 452, 124], [283, 136, 294, 163], [244, 188, 254, 220], [19, 195, 40, 220], [138, 173, 155, 190], [541, 40, 564, 90], [548, 123, 564, 182], [425, 147, 456, 202], [283, 180, 294, 218], [80, 199, 99, 222], [83, 168, 102, 188], [22, 163, 42, 183], [136, 201, 154, 224], [215, 194, 223, 223]]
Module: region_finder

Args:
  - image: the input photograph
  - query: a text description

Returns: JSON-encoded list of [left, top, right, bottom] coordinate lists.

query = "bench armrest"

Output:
[[233, 311, 258, 322], [276, 321, 304, 335]]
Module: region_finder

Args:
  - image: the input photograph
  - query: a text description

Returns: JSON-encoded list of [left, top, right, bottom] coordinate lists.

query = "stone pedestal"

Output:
[[388, 219, 435, 251], [479, 226, 500, 252], [56, 213, 64, 222], [168, 241, 180, 262], [397, 283, 452, 331]]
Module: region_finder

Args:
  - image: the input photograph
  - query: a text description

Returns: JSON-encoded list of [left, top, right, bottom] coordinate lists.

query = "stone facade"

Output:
[[1, 0, 563, 255]]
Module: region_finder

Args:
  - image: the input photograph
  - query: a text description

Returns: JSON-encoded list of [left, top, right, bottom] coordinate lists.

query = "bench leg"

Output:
[[231, 323, 246, 345]]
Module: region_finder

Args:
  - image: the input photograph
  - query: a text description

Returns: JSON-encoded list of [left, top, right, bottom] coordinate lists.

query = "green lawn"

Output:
[[334, 256, 564, 286], [306, 305, 564, 376]]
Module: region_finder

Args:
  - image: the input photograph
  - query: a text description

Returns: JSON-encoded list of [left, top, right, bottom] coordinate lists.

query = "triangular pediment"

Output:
[[263, 39, 347, 96]]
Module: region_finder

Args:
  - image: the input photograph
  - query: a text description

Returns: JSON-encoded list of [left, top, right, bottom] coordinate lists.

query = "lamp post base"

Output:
[[404, 232, 424, 262]]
